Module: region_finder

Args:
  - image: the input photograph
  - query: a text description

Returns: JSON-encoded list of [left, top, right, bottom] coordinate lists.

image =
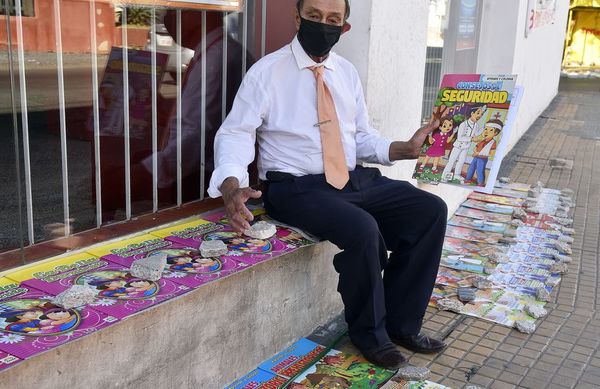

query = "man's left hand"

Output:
[[389, 106, 449, 161]]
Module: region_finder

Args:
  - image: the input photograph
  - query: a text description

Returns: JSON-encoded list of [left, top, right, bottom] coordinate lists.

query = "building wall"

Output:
[[477, 0, 570, 150], [0, 0, 115, 53]]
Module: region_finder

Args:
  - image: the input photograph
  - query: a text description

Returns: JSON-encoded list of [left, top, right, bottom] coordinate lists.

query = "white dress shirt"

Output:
[[208, 36, 394, 198]]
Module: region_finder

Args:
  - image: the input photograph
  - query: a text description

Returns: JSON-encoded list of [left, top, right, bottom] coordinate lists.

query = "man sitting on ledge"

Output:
[[208, 0, 448, 369]]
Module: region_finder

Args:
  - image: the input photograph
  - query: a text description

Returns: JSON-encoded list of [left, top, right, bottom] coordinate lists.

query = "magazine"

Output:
[[0, 277, 116, 359], [448, 215, 508, 233], [7, 253, 189, 320], [225, 368, 287, 389], [454, 206, 513, 223], [445, 225, 505, 245], [413, 74, 520, 192], [258, 338, 326, 379], [468, 192, 525, 207], [288, 349, 396, 388], [462, 199, 515, 214]]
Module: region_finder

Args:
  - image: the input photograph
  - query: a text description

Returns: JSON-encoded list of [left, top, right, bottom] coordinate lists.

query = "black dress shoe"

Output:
[[360, 342, 407, 370], [390, 333, 446, 354]]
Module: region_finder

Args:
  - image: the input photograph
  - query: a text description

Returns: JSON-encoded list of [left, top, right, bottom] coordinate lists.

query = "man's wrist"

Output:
[[389, 141, 416, 161], [219, 177, 240, 198]]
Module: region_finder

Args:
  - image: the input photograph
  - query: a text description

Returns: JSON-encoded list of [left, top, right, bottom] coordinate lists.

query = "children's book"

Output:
[[0, 277, 116, 359], [413, 74, 520, 193], [6, 253, 189, 320], [225, 368, 288, 389], [445, 225, 504, 245], [468, 192, 525, 207], [435, 267, 476, 288], [462, 199, 514, 214], [258, 338, 326, 379], [87, 233, 250, 289], [443, 237, 509, 258], [506, 252, 555, 267], [448, 215, 508, 233], [288, 349, 396, 388], [492, 187, 529, 199], [494, 181, 532, 192], [440, 251, 487, 274], [455, 206, 513, 223], [0, 350, 21, 371]]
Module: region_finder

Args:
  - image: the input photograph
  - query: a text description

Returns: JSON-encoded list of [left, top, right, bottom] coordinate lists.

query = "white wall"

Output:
[[477, 0, 570, 150]]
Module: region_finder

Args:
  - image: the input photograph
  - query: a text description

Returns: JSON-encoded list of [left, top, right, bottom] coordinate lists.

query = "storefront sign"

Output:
[[118, 0, 244, 12]]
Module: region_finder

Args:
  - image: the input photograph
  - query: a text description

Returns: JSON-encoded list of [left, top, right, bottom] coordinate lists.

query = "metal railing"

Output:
[[1, 0, 267, 256]]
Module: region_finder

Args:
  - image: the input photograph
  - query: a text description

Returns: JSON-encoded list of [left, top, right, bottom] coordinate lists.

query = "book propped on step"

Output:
[[258, 338, 326, 379]]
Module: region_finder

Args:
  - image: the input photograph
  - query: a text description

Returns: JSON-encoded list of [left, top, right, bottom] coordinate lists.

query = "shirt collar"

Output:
[[291, 35, 336, 71]]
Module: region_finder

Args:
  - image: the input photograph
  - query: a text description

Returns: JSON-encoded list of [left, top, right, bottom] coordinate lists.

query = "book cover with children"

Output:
[[225, 368, 288, 389], [258, 338, 326, 379], [6, 253, 189, 320], [87, 232, 250, 288], [454, 206, 513, 224], [288, 349, 396, 389], [0, 277, 116, 359], [413, 74, 520, 193]]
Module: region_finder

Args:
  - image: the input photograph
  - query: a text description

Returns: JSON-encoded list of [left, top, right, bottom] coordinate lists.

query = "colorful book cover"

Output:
[[454, 206, 513, 223], [494, 181, 531, 192], [523, 213, 570, 230], [487, 273, 546, 289], [443, 237, 509, 258], [468, 192, 525, 207], [171, 211, 300, 265], [448, 215, 508, 233], [445, 225, 504, 245], [440, 251, 488, 274], [492, 187, 529, 199], [149, 218, 226, 249], [225, 368, 287, 389], [0, 277, 116, 359], [413, 74, 519, 193], [0, 351, 21, 372], [435, 267, 477, 288], [462, 301, 535, 327], [506, 252, 555, 266], [258, 338, 326, 379], [288, 349, 396, 389], [509, 242, 559, 258], [87, 233, 251, 289], [462, 199, 514, 214], [6, 253, 189, 320]]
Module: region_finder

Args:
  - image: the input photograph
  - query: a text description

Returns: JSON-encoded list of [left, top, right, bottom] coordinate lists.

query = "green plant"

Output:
[[116, 6, 152, 27]]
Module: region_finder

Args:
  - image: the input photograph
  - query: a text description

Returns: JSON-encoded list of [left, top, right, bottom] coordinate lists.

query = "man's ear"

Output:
[[342, 22, 351, 34], [295, 8, 301, 31]]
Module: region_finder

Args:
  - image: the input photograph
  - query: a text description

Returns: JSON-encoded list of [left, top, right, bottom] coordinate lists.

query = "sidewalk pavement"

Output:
[[310, 76, 600, 389]]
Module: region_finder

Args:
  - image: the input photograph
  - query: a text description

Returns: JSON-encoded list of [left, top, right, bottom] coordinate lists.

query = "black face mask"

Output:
[[297, 17, 343, 58]]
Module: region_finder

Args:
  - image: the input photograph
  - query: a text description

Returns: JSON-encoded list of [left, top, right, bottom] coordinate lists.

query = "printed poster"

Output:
[[413, 74, 520, 193]]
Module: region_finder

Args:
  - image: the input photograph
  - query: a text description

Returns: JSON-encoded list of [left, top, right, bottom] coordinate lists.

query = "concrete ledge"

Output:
[[0, 242, 343, 388]]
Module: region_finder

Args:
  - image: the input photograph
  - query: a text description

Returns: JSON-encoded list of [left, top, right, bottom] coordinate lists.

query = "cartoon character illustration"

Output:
[[0, 300, 80, 336], [153, 248, 222, 274], [204, 231, 272, 254], [75, 271, 159, 300], [442, 104, 487, 183], [1, 309, 44, 334], [465, 119, 504, 186], [38, 309, 78, 333], [417, 115, 456, 174]]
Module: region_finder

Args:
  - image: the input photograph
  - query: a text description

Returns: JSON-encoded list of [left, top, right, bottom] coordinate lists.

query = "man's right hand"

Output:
[[219, 177, 263, 232]]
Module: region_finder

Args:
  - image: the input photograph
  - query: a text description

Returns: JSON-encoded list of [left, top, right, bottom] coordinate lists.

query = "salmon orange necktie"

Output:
[[310, 66, 349, 190]]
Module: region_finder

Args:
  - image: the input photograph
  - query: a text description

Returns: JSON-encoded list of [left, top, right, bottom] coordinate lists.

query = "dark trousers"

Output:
[[263, 167, 447, 351]]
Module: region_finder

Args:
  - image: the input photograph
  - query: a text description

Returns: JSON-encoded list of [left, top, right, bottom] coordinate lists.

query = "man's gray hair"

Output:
[[296, 0, 351, 20]]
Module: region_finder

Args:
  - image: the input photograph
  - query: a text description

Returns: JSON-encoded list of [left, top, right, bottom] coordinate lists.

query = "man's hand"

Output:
[[219, 177, 262, 232], [389, 105, 449, 161]]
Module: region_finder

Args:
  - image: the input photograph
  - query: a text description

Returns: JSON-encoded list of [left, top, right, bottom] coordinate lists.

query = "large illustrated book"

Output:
[[413, 74, 521, 193]]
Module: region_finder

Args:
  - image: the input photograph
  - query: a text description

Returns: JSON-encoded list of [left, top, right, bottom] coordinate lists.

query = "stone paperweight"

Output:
[[200, 240, 228, 258], [53, 284, 97, 309], [244, 221, 277, 239], [130, 253, 168, 281]]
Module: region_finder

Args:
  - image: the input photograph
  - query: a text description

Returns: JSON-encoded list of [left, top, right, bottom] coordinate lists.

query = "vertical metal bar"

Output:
[[151, 8, 158, 212], [5, 0, 26, 257], [122, 8, 132, 219], [90, 0, 102, 227], [200, 11, 207, 200], [53, 0, 70, 237], [242, 0, 248, 77], [176, 9, 183, 206], [261, 0, 267, 57], [222, 12, 228, 122], [14, 0, 34, 244]]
